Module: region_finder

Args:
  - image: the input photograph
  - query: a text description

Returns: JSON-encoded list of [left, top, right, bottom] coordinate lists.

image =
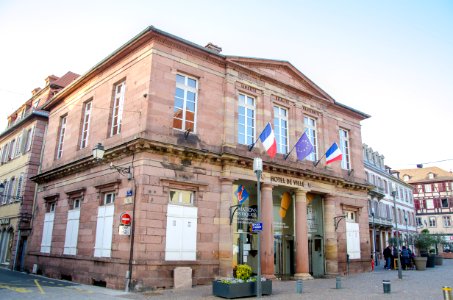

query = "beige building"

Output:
[[399, 167, 453, 249], [0, 72, 78, 270], [27, 26, 372, 290]]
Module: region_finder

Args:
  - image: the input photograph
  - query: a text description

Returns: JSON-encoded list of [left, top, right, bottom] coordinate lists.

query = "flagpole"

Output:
[[313, 152, 325, 167], [284, 143, 297, 160], [248, 121, 272, 151]]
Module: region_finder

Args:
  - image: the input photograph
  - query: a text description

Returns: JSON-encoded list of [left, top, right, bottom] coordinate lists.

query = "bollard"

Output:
[[443, 286, 453, 300], [296, 279, 303, 294], [383, 280, 391, 294], [336, 276, 342, 289]]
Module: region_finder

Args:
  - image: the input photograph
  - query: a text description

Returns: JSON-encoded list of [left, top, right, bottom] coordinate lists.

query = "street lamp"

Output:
[[371, 206, 378, 268], [391, 190, 403, 280], [404, 212, 409, 248], [253, 157, 262, 298]]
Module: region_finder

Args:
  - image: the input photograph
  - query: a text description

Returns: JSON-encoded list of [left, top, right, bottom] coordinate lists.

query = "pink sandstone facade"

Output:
[[26, 27, 372, 290]]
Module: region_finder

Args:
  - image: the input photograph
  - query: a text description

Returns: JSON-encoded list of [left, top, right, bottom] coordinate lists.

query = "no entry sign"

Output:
[[120, 213, 131, 226]]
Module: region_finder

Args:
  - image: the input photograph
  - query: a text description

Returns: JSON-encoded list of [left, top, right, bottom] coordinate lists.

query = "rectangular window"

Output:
[[165, 203, 198, 261], [426, 199, 434, 209], [304, 116, 318, 161], [1, 181, 8, 204], [443, 216, 452, 227], [169, 190, 194, 205], [25, 127, 33, 152], [41, 202, 56, 253], [273, 106, 288, 154], [6, 178, 15, 204], [173, 74, 197, 132], [442, 198, 449, 208], [63, 198, 81, 255], [110, 81, 125, 136], [56, 115, 67, 159], [339, 128, 351, 170], [238, 93, 255, 145], [14, 135, 22, 157], [424, 184, 432, 192], [80, 101, 92, 149], [8, 139, 16, 160], [94, 193, 115, 257], [416, 217, 422, 227], [429, 216, 436, 227]]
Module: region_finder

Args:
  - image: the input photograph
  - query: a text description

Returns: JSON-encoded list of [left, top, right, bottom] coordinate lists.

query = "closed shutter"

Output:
[[165, 204, 197, 261], [94, 204, 114, 257], [63, 209, 80, 255], [346, 222, 361, 259], [414, 200, 420, 210], [41, 212, 55, 253]]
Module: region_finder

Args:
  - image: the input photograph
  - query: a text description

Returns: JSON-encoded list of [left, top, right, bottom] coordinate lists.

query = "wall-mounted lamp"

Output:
[[334, 215, 347, 231], [92, 143, 133, 180]]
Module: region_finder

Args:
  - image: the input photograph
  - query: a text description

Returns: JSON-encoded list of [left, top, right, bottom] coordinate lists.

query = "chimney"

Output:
[[205, 43, 222, 54], [45, 75, 59, 86], [31, 88, 41, 96]]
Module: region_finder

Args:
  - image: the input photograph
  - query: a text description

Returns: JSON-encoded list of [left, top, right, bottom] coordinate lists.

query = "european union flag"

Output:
[[295, 131, 314, 161], [235, 185, 249, 205]]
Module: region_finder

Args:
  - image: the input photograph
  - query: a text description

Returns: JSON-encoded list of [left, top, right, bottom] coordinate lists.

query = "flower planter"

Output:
[[414, 257, 427, 270], [212, 280, 272, 299], [426, 255, 436, 268]]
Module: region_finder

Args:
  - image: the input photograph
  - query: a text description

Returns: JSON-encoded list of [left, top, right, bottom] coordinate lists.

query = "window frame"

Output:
[[80, 100, 92, 149], [173, 74, 198, 133], [56, 115, 67, 159], [237, 93, 256, 146], [110, 81, 126, 137], [273, 105, 289, 154], [339, 128, 351, 170], [304, 116, 318, 161]]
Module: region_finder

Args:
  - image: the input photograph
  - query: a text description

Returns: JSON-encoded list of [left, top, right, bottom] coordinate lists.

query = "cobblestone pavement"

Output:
[[125, 258, 453, 299]]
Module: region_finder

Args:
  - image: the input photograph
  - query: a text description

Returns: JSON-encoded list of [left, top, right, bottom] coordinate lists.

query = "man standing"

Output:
[[383, 245, 392, 270]]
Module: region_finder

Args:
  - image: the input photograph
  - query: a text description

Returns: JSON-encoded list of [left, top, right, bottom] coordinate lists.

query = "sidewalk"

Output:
[[127, 259, 453, 299]]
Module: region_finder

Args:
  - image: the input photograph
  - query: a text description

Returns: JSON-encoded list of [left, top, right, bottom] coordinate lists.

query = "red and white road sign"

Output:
[[120, 213, 131, 226]]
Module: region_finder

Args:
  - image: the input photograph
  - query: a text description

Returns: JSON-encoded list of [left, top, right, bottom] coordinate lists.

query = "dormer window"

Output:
[[403, 175, 410, 182], [428, 173, 435, 179]]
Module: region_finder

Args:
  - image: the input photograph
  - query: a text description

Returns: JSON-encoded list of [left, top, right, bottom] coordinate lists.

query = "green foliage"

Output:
[[235, 264, 252, 281], [388, 237, 403, 247], [414, 231, 436, 253]]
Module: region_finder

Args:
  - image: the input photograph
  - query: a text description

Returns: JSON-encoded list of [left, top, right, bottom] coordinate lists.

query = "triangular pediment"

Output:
[[226, 56, 334, 102]]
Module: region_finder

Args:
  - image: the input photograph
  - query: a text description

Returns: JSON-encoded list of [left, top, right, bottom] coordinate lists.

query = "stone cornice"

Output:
[[31, 138, 370, 193]]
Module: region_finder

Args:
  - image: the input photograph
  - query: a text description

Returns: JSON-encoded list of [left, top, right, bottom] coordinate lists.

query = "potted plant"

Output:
[[433, 235, 445, 265], [414, 229, 435, 270], [212, 264, 272, 298]]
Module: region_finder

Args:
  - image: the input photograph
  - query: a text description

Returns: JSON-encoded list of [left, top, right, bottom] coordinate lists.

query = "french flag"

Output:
[[325, 142, 342, 165], [259, 122, 277, 158]]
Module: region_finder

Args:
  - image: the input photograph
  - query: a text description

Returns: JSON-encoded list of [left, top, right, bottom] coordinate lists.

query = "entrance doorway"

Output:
[[274, 234, 295, 279], [307, 194, 325, 277]]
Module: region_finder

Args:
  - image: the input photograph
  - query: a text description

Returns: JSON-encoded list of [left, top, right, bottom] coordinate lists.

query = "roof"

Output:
[[42, 26, 369, 119], [398, 166, 453, 183], [50, 71, 80, 88]]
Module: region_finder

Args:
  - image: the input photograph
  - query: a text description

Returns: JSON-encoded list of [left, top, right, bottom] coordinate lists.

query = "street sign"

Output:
[[119, 225, 131, 235], [252, 222, 263, 232], [120, 213, 131, 226]]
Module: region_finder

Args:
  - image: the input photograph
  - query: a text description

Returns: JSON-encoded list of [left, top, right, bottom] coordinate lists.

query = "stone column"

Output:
[[324, 194, 339, 276], [294, 189, 313, 280], [218, 178, 234, 277], [260, 183, 275, 278]]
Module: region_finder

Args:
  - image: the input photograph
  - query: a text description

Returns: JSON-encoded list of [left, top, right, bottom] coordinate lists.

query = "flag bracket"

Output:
[[229, 204, 241, 225], [347, 169, 354, 176]]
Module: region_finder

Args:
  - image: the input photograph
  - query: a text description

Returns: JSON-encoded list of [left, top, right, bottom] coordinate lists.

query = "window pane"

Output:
[[175, 88, 184, 98], [176, 74, 185, 84], [188, 78, 196, 88]]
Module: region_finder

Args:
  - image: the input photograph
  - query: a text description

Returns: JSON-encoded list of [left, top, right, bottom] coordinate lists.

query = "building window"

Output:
[[416, 217, 422, 227], [273, 106, 288, 154], [24, 127, 33, 152], [443, 216, 452, 227], [165, 189, 197, 261], [64, 197, 82, 255], [428, 173, 435, 179], [339, 128, 351, 170], [442, 198, 449, 208], [424, 184, 432, 192], [110, 81, 126, 136], [304, 116, 318, 161], [14, 134, 22, 158], [41, 201, 56, 253], [403, 175, 410, 181], [169, 190, 194, 205], [6, 177, 15, 204], [56, 115, 67, 159], [33, 100, 40, 108], [173, 74, 197, 132], [94, 192, 115, 257], [384, 180, 388, 193], [80, 101, 92, 149], [429, 216, 437, 227], [8, 139, 16, 160], [1, 180, 8, 205], [345, 210, 360, 259], [238, 93, 255, 145]]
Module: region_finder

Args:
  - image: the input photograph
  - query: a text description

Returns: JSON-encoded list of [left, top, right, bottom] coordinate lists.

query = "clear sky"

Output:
[[1, 0, 452, 171]]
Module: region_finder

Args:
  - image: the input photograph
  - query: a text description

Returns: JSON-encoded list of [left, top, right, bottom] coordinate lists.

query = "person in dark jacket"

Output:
[[383, 245, 392, 270], [401, 246, 410, 270]]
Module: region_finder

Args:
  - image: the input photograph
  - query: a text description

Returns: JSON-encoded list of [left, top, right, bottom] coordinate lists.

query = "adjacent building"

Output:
[[0, 72, 78, 270], [26, 26, 372, 290], [399, 167, 453, 250], [363, 144, 416, 262]]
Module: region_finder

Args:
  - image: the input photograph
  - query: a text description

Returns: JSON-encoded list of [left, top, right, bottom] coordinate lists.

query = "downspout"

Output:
[[126, 151, 137, 292]]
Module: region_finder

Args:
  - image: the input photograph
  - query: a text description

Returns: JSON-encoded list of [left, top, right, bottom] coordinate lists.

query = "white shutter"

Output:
[[41, 212, 55, 253], [20, 128, 27, 154], [63, 209, 80, 255], [165, 204, 197, 261], [94, 204, 114, 257], [346, 222, 361, 259]]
